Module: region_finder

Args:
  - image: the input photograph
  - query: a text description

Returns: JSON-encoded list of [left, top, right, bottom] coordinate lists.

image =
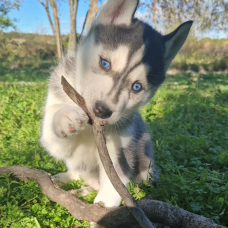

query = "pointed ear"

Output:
[[95, 0, 139, 26], [163, 21, 193, 71]]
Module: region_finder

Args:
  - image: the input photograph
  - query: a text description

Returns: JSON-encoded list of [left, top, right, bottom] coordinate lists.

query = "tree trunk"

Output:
[[38, 0, 56, 35], [49, 0, 63, 60], [68, 0, 78, 53], [153, 0, 156, 29], [85, 0, 99, 33], [85, 0, 106, 34]]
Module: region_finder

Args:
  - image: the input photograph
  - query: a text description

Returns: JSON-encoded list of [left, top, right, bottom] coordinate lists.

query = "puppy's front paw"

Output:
[[53, 106, 89, 137], [90, 222, 104, 228], [94, 193, 121, 208], [51, 172, 73, 185]]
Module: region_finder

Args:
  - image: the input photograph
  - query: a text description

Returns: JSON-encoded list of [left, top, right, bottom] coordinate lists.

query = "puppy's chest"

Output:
[[76, 129, 131, 157]]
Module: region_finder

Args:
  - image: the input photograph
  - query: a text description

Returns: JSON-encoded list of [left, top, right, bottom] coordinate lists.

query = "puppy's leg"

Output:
[[91, 164, 129, 228], [52, 170, 81, 185], [77, 177, 100, 196], [52, 105, 89, 138], [41, 103, 93, 185], [90, 222, 104, 228], [94, 162, 129, 208]]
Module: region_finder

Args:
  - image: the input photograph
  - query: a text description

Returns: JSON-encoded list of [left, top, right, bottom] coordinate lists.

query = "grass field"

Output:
[[0, 71, 228, 227], [171, 38, 228, 72]]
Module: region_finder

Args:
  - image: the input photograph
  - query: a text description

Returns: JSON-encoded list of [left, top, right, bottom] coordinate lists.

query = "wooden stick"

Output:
[[61, 75, 155, 228]]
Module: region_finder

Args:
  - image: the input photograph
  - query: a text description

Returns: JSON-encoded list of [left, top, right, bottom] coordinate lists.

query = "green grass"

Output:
[[0, 72, 228, 227], [171, 54, 228, 72], [0, 70, 48, 83], [171, 37, 228, 72], [141, 73, 228, 225], [0, 69, 51, 83]]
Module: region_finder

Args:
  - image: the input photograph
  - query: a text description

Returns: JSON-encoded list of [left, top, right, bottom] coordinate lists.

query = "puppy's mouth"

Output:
[[87, 117, 93, 125], [92, 101, 113, 119], [87, 116, 114, 126], [87, 104, 113, 125], [87, 101, 125, 126]]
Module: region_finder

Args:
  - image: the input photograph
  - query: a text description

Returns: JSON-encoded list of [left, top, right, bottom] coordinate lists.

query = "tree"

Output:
[[68, 0, 78, 53], [0, 0, 20, 31], [142, 0, 228, 33], [153, 0, 156, 29], [38, 0, 63, 60], [84, 0, 106, 34], [49, 0, 63, 59], [79, 0, 106, 40], [39, 0, 107, 58]]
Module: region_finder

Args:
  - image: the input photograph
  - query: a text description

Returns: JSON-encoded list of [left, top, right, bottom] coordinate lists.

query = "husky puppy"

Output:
[[40, 0, 192, 210]]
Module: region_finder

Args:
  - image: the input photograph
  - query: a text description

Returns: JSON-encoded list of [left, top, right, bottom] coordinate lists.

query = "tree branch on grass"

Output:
[[0, 166, 226, 228]]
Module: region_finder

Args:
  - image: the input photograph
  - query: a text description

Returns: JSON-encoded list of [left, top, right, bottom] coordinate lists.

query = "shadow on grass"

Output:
[[167, 72, 228, 88]]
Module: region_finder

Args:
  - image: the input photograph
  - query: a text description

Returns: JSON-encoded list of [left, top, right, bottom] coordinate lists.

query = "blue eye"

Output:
[[132, 82, 142, 92], [100, 58, 111, 70]]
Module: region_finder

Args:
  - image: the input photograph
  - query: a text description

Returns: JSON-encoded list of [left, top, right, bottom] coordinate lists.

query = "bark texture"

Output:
[[85, 0, 106, 34], [49, 0, 63, 60], [153, 0, 157, 29], [38, 0, 56, 34], [68, 0, 78, 53], [85, 0, 99, 33]]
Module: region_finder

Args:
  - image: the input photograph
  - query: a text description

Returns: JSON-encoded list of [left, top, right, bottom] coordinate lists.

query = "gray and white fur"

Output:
[[41, 0, 192, 213]]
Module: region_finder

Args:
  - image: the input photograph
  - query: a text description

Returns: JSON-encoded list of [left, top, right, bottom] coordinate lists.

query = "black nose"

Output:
[[93, 101, 112, 119]]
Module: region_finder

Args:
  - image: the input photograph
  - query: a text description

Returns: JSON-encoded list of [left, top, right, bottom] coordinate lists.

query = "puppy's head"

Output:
[[76, 0, 192, 124]]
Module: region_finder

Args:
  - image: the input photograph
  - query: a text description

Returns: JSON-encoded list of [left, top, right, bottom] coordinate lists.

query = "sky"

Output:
[[6, 0, 90, 35], [5, 0, 227, 39]]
